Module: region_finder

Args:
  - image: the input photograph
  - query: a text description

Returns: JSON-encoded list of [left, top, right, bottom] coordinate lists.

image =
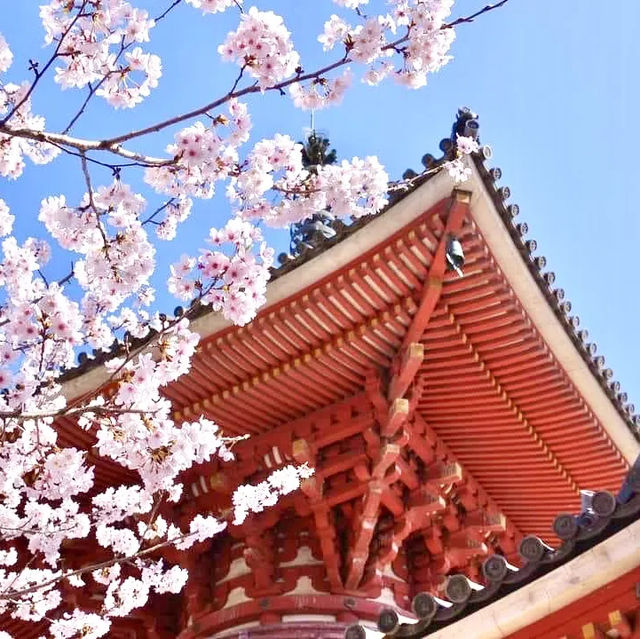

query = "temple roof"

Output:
[[61, 110, 640, 536], [45, 111, 640, 639], [63, 109, 640, 445]]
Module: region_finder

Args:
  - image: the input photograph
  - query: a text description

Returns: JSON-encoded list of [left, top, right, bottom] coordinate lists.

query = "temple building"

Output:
[[6, 111, 640, 639]]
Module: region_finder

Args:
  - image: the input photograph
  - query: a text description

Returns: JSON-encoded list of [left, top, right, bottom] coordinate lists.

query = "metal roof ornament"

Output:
[[289, 130, 339, 257]]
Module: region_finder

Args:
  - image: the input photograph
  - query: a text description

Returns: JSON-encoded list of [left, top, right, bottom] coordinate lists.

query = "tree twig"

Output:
[[444, 0, 511, 29], [0, 1, 89, 125]]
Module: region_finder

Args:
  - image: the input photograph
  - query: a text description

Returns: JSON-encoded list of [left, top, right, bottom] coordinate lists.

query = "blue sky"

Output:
[[1, 1, 640, 410]]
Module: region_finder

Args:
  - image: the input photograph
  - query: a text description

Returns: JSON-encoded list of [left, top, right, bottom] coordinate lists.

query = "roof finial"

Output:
[[278, 129, 340, 262]]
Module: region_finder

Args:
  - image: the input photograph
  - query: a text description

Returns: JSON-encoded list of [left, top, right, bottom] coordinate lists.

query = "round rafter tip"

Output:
[[412, 592, 438, 620], [518, 535, 547, 563], [482, 554, 508, 582], [506, 203, 519, 217], [489, 167, 502, 181], [553, 513, 578, 540], [591, 490, 616, 518], [377, 608, 400, 634], [445, 574, 472, 604], [345, 625, 367, 639]]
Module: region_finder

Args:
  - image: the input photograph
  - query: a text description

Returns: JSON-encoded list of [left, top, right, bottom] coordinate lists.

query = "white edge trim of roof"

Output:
[[467, 161, 639, 465], [426, 516, 640, 639]]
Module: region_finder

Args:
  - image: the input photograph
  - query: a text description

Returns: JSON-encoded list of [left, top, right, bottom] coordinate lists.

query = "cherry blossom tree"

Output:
[[0, 1, 507, 636]]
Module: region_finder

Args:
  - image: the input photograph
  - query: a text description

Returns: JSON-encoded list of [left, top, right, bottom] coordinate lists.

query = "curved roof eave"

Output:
[[62, 156, 640, 466]]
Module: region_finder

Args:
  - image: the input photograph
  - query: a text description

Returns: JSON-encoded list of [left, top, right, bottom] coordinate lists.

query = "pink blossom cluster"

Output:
[[146, 106, 391, 231], [446, 134, 479, 182], [0, 33, 12, 73], [145, 100, 251, 200], [93, 323, 229, 493], [0, 223, 265, 630], [49, 611, 111, 639], [0, 82, 60, 178], [218, 7, 301, 89], [0, 199, 14, 236], [396, 0, 456, 88], [290, 69, 353, 110], [185, 0, 239, 14], [39, 0, 160, 108], [233, 463, 315, 524], [155, 197, 193, 241], [39, 181, 155, 312], [0, 566, 63, 623], [168, 217, 273, 326], [318, 0, 455, 90], [229, 134, 389, 226]]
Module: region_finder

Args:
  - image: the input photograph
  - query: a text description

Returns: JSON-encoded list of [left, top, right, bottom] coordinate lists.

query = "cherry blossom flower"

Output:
[[186, 0, 240, 13], [0, 199, 14, 236], [318, 15, 350, 51], [49, 610, 111, 639], [0, 0, 502, 631], [233, 464, 314, 524], [0, 83, 60, 178], [40, 0, 159, 106], [96, 47, 162, 109], [447, 157, 472, 183], [456, 134, 480, 155], [290, 69, 353, 110], [145, 101, 250, 200], [0, 33, 12, 73], [218, 7, 300, 89]]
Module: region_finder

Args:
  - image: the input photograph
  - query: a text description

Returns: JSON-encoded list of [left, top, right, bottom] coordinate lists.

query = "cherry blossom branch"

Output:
[[443, 0, 512, 29], [0, 532, 198, 600], [0, 1, 89, 125], [0, 2, 508, 166], [0, 405, 160, 421], [70, 0, 510, 147], [142, 199, 176, 226], [155, 0, 183, 23], [63, 0, 183, 134], [0, 124, 173, 166], [48, 140, 167, 173], [102, 55, 353, 146], [63, 83, 99, 134]]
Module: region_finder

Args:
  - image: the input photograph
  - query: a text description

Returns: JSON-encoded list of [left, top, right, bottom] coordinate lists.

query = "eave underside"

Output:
[[168, 188, 627, 541]]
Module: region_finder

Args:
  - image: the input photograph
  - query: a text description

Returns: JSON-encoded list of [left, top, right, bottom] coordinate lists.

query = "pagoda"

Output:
[[4, 110, 640, 639]]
